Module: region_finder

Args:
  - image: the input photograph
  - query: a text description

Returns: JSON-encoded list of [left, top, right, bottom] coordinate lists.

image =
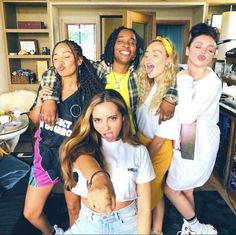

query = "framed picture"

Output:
[[19, 39, 39, 54]]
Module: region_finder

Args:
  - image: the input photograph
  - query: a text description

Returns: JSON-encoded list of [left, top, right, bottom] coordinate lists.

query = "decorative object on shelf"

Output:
[[18, 49, 29, 55], [36, 61, 48, 82], [17, 21, 45, 29], [42, 47, 50, 55], [11, 69, 36, 84], [19, 39, 39, 54]]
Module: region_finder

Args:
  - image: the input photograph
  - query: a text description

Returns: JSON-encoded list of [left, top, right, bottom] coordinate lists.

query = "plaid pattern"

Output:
[[41, 66, 60, 101], [40, 62, 178, 108], [91, 61, 138, 113]]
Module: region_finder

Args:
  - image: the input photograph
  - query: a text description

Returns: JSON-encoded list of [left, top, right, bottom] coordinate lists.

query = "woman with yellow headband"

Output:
[[136, 36, 179, 235]]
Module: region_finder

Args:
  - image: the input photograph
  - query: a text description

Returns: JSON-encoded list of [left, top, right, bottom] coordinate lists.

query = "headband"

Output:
[[153, 36, 173, 56]]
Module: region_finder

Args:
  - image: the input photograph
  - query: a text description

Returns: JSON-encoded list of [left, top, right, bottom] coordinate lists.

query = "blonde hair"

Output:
[[60, 89, 140, 189], [137, 37, 178, 113]]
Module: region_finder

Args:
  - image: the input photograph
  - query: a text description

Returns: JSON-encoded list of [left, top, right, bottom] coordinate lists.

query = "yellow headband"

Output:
[[153, 36, 173, 56]]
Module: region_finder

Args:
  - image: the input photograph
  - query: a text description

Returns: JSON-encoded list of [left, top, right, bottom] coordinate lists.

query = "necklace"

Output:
[[112, 71, 126, 90]]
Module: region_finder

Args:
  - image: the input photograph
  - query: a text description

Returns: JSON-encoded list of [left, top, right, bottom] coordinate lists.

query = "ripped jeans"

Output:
[[64, 200, 137, 234]]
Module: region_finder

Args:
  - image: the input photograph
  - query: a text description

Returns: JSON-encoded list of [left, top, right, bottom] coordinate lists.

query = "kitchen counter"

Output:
[[220, 102, 236, 115]]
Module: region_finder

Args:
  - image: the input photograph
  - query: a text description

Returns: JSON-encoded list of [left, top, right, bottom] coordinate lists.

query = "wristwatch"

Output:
[[163, 96, 178, 105]]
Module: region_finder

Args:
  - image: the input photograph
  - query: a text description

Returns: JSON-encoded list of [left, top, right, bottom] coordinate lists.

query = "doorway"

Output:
[[156, 20, 190, 63]]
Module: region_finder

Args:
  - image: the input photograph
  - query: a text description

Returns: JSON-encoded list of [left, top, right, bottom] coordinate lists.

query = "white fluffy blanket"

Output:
[[0, 90, 37, 113]]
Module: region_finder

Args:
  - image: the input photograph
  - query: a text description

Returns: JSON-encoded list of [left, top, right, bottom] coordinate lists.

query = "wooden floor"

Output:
[[202, 173, 236, 215]]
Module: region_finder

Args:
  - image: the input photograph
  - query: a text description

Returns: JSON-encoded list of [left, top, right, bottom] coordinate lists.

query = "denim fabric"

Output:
[[64, 200, 137, 234]]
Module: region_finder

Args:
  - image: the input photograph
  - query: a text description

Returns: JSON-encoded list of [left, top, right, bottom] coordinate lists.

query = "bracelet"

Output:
[[87, 170, 110, 189], [163, 97, 177, 106]]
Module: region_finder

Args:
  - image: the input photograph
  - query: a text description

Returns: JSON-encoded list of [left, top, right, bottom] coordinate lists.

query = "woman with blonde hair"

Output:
[[60, 89, 155, 234], [136, 36, 180, 234]]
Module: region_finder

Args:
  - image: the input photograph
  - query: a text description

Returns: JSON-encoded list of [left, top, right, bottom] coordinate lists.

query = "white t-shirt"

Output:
[[136, 84, 180, 140], [72, 139, 155, 201]]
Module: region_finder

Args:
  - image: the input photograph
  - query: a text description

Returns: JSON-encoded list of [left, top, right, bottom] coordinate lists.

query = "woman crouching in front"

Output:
[[60, 89, 155, 234]]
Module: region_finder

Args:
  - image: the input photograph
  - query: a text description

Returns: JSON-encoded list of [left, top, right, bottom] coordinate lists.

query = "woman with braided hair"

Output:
[[23, 40, 114, 234]]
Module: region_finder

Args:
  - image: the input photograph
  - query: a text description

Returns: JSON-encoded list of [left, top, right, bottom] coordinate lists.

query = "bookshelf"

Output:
[[1, 0, 51, 91]]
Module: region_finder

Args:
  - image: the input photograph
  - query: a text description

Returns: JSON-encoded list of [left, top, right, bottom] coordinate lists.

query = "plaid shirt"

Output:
[[41, 62, 178, 108]]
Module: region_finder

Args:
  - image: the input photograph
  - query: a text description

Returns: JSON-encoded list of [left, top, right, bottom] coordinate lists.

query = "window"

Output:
[[211, 14, 222, 29], [67, 24, 96, 61]]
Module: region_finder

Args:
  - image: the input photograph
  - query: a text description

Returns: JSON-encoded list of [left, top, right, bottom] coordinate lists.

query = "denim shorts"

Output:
[[64, 200, 137, 234]]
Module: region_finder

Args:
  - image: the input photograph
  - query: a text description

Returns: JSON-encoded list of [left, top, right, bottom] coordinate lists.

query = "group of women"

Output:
[[22, 22, 222, 235]]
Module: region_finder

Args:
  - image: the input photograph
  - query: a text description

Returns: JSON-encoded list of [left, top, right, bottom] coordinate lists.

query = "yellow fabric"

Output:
[[138, 132, 173, 209], [153, 36, 173, 57], [106, 71, 136, 134]]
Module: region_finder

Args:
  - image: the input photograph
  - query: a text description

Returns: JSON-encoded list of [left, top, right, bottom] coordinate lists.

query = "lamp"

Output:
[[217, 11, 236, 60]]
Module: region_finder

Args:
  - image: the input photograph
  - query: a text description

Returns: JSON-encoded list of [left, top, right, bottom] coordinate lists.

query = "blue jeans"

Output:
[[64, 200, 137, 234]]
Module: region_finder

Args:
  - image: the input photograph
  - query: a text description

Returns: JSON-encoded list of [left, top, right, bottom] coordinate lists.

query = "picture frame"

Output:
[[19, 39, 39, 54]]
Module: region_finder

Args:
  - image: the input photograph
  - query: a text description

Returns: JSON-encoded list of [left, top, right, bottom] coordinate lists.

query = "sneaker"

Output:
[[177, 223, 217, 235], [53, 224, 64, 234], [197, 223, 217, 235], [151, 231, 163, 235], [177, 220, 189, 235], [177, 224, 190, 235]]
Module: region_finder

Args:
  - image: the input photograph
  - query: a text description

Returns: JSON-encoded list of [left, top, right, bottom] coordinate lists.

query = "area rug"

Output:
[[0, 176, 235, 235]]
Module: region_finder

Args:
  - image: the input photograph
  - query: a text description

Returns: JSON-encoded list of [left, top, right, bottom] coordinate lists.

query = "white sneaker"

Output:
[[177, 223, 217, 235], [197, 223, 217, 235], [177, 220, 189, 235], [53, 224, 64, 234], [177, 224, 190, 235]]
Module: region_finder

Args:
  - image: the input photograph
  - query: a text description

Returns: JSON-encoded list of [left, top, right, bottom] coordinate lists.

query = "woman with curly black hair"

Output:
[[23, 40, 112, 235], [40, 26, 178, 134]]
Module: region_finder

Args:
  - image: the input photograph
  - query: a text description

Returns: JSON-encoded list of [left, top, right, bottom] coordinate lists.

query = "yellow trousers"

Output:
[[138, 132, 173, 209]]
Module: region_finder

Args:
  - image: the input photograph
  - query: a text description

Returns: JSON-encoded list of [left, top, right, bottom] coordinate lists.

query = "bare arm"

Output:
[[29, 86, 53, 126], [74, 154, 116, 215], [41, 100, 58, 126], [40, 66, 59, 125], [137, 182, 152, 234], [148, 136, 165, 159], [156, 100, 176, 124]]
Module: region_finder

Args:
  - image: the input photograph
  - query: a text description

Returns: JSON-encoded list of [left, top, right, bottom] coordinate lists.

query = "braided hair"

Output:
[[101, 26, 143, 70], [53, 39, 104, 104]]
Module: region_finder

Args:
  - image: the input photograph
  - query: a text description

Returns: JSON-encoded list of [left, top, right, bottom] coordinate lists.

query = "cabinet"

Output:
[[0, 0, 51, 91], [214, 105, 236, 210]]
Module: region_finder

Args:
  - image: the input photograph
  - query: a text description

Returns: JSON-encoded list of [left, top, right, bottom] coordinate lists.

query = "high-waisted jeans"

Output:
[[64, 200, 137, 234]]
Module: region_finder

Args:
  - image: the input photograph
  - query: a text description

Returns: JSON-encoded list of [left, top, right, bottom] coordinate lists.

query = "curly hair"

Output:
[[53, 39, 104, 104], [137, 37, 178, 113], [60, 89, 140, 189], [101, 26, 143, 70]]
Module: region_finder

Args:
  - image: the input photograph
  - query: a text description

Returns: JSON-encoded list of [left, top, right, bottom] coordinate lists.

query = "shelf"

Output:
[[8, 55, 51, 59], [6, 29, 49, 33], [10, 83, 39, 92], [1, 0, 51, 91]]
